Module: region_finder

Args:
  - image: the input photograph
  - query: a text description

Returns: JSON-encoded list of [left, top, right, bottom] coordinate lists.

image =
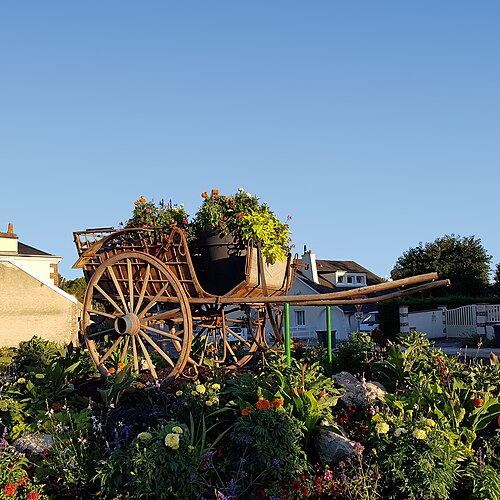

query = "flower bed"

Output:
[[1, 333, 500, 499]]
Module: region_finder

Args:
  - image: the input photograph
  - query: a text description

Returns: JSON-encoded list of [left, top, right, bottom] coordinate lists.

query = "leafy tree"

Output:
[[390, 234, 491, 296], [491, 263, 500, 295], [61, 276, 87, 303]]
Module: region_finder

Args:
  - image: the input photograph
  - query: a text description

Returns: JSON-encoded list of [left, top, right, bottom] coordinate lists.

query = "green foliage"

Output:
[[390, 234, 492, 296], [371, 416, 464, 499], [61, 276, 87, 303], [0, 443, 46, 499], [95, 422, 210, 499], [122, 196, 189, 232], [231, 406, 309, 483], [331, 331, 378, 377]]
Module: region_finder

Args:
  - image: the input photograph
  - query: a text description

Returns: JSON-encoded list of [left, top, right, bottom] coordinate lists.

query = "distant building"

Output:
[[0, 224, 81, 347], [287, 247, 384, 343]]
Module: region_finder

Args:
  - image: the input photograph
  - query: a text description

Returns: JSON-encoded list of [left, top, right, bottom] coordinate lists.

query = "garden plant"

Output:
[[1, 332, 500, 499]]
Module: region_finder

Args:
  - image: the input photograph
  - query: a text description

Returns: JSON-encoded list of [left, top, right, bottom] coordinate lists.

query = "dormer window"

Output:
[[335, 272, 366, 287]]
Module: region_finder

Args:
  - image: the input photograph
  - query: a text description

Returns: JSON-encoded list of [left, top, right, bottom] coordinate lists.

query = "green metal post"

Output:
[[326, 305, 333, 367], [284, 302, 291, 367]]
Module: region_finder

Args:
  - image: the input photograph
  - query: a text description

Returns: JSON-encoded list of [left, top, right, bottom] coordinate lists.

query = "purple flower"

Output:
[[272, 458, 281, 468], [324, 469, 333, 480]]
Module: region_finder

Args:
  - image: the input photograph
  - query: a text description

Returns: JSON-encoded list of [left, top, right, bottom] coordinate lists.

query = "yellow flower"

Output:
[[371, 413, 384, 423], [35, 373, 45, 379], [413, 429, 427, 440], [165, 433, 180, 449], [137, 432, 152, 441], [17, 378, 26, 384], [375, 422, 390, 435], [425, 418, 436, 428], [205, 400, 213, 407], [211, 383, 220, 391], [196, 384, 206, 394], [175, 390, 183, 397], [172, 426, 183, 434], [191, 390, 198, 396], [394, 427, 407, 437]]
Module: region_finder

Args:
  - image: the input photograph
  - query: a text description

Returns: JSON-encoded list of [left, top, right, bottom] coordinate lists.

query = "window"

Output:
[[347, 276, 353, 284], [356, 276, 364, 284], [295, 310, 305, 326], [337, 276, 344, 283]]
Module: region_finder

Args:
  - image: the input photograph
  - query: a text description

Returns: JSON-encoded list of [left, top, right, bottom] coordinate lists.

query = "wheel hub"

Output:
[[114, 313, 141, 336]]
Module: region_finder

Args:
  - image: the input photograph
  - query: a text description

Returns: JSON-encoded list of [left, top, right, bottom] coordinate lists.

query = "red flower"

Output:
[[301, 485, 309, 495], [292, 481, 301, 491], [43, 449, 49, 456], [17, 477, 29, 486], [3, 483, 17, 496], [318, 390, 326, 398], [27, 492, 39, 500], [272, 398, 284, 408]]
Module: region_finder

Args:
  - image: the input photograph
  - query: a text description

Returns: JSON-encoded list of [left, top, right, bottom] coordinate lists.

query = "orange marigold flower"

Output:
[[241, 407, 251, 416], [212, 189, 220, 196], [255, 399, 271, 411], [319, 390, 327, 398], [134, 200, 140, 206], [201, 192, 208, 198], [3, 483, 17, 496], [117, 362, 125, 371], [272, 398, 284, 407], [140, 196, 146, 203], [108, 367, 116, 375], [472, 397, 484, 407], [27, 492, 39, 500]]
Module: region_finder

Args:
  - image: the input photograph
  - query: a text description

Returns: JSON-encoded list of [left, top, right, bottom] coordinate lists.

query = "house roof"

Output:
[[18, 242, 54, 257], [296, 259, 385, 312]]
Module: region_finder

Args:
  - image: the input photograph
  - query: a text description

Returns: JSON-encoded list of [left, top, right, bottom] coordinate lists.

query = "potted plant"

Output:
[[189, 188, 292, 295]]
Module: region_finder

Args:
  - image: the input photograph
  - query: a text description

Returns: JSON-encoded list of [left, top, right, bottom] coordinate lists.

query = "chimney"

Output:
[[0, 223, 19, 254], [301, 247, 319, 284]]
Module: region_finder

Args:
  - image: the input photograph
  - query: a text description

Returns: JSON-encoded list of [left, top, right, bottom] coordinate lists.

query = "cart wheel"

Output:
[[186, 305, 265, 374], [81, 252, 192, 384]]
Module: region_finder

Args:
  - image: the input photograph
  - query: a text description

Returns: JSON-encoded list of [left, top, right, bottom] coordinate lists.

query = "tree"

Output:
[[491, 263, 500, 295], [390, 234, 491, 296], [60, 276, 87, 303]]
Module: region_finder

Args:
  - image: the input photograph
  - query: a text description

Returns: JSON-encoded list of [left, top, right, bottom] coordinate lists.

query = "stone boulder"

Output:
[[13, 434, 54, 455], [332, 371, 386, 408], [314, 426, 358, 465]]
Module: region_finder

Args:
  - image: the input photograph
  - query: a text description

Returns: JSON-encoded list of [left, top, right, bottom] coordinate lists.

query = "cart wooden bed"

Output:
[[73, 225, 448, 385]]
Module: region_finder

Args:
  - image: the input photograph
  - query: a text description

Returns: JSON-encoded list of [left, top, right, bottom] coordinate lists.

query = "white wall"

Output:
[[4, 255, 61, 285], [407, 309, 446, 339]]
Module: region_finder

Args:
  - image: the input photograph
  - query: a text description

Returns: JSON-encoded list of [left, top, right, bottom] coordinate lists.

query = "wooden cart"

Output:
[[73, 225, 448, 385]]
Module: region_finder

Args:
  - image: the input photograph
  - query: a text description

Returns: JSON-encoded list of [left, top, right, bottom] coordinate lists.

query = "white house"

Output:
[[286, 247, 384, 344], [0, 223, 81, 347]]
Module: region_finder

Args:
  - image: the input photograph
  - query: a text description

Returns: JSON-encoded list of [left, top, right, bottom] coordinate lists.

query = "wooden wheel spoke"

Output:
[[108, 265, 129, 313], [131, 336, 139, 373], [144, 308, 181, 322], [142, 324, 184, 341], [120, 336, 131, 364], [139, 331, 175, 368], [136, 335, 158, 379], [86, 327, 116, 339], [99, 336, 123, 365], [134, 263, 151, 314], [138, 282, 172, 318], [225, 340, 238, 363], [94, 283, 125, 316], [127, 259, 134, 312], [88, 309, 117, 320]]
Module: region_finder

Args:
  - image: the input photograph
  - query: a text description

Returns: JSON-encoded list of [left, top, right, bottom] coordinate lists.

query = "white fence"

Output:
[[404, 304, 500, 339]]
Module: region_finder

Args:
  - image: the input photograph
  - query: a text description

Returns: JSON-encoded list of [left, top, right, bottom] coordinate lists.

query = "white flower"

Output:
[[172, 426, 183, 434], [137, 432, 152, 441], [394, 427, 407, 437]]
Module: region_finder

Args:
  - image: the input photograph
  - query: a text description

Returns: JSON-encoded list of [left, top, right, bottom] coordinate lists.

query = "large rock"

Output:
[[332, 371, 387, 408], [314, 427, 358, 465], [13, 434, 54, 455]]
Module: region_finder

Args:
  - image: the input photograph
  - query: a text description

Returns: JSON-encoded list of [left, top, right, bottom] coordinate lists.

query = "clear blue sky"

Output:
[[1, 2, 499, 281]]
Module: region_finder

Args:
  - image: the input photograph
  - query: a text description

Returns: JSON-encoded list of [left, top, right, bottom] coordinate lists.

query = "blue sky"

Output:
[[1, 2, 499, 281]]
